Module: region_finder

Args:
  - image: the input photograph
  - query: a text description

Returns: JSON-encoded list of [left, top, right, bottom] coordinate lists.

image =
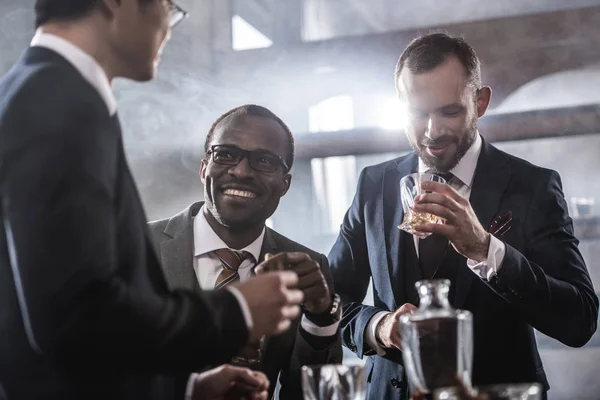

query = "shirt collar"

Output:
[[418, 132, 482, 188], [30, 29, 117, 116], [193, 206, 265, 262]]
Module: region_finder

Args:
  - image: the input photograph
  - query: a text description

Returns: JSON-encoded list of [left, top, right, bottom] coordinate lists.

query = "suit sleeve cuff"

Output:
[[226, 287, 253, 330], [365, 311, 390, 356], [300, 315, 340, 337], [466, 234, 506, 281]]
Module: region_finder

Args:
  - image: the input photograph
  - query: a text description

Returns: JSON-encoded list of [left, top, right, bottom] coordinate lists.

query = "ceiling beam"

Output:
[[213, 6, 600, 109], [293, 104, 600, 158]]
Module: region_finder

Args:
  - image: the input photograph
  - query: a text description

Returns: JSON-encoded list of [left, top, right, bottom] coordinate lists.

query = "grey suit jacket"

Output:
[[148, 202, 343, 399]]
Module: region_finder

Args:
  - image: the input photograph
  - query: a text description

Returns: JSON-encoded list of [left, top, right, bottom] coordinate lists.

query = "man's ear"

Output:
[[476, 86, 492, 118], [200, 159, 208, 184], [280, 174, 292, 197]]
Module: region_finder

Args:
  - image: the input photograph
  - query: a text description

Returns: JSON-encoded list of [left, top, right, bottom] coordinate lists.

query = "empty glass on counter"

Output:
[[434, 382, 543, 400], [301, 364, 366, 400]]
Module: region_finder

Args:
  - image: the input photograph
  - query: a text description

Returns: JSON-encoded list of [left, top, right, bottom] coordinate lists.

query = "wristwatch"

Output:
[[304, 294, 342, 327]]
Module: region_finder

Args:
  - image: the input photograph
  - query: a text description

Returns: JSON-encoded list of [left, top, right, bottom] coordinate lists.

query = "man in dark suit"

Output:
[[329, 33, 599, 399], [0, 1, 305, 399], [148, 104, 343, 400]]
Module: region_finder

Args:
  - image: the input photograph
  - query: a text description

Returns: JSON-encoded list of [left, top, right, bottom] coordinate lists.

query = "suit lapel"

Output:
[[454, 139, 512, 309], [257, 228, 278, 265], [160, 203, 202, 293], [382, 154, 418, 308]]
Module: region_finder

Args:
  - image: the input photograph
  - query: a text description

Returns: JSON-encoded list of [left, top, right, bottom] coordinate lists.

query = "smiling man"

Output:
[[328, 33, 598, 399], [148, 104, 342, 400]]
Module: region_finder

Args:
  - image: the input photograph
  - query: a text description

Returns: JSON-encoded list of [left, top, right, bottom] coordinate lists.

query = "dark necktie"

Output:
[[418, 172, 453, 278], [214, 248, 253, 289]]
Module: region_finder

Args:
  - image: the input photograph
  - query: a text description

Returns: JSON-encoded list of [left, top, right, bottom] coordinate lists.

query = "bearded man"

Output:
[[328, 32, 598, 400]]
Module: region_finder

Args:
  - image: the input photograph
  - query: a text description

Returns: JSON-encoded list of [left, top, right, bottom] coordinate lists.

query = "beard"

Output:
[[409, 116, 478, 173]]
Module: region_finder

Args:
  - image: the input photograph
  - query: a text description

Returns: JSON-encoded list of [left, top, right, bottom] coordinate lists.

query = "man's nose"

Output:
[[425, 116, 445, 140], [228, 156, 255, 178]]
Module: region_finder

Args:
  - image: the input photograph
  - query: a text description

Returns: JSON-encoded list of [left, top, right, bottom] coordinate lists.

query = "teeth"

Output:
[[224, 189, 257, 199]]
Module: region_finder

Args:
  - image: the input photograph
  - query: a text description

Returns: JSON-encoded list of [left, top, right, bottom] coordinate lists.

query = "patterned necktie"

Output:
[[214, 248, 253, 289], [418, 172, 454, 278], [214, 248, 262, 367]]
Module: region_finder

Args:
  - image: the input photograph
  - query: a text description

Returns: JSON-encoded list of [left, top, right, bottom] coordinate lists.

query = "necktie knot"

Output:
[[214, 248, 253, 271], [437, 172, 454, 183], [214, 249, 253, 289]]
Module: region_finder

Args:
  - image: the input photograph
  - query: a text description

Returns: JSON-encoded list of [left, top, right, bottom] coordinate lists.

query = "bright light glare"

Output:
[[377, 97, 409, 130], [308, 95, 354, 132], [232, 15, 273, 51]]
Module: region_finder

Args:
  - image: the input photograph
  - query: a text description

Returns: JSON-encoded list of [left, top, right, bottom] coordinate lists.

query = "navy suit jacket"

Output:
[[329, 138, 598, 399], [0, 47, 249, 399]]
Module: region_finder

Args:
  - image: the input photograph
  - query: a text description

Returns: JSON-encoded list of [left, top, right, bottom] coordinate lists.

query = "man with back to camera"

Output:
[[328, 32, 598, 399], [0, 1, 306, 399], [148, 104, 343, 400]]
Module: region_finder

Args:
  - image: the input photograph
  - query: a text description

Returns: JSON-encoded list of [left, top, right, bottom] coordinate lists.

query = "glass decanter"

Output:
[[399, 279, 473, 398]]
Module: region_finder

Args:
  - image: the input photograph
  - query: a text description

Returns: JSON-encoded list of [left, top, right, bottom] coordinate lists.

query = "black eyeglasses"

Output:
[[207, 145, 289, 173], [167, 1, 188, 28]]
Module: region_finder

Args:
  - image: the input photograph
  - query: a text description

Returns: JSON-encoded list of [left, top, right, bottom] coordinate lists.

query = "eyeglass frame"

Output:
[[166, 1, 188, 28], [206, 144, 290, 173]]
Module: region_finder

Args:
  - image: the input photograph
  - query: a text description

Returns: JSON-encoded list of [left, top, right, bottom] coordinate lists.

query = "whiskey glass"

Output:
[[398, 173, 448, 239]]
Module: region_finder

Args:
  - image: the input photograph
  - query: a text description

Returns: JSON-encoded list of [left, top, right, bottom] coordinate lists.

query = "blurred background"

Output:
[[1, 1, 600, 398]]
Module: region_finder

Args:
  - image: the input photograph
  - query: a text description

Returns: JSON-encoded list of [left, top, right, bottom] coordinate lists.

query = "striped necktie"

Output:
[[214, 248, 253, 289], [214, 248, 262, 366]]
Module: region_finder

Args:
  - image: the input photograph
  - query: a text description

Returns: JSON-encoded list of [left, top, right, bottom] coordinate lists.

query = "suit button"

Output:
[[391, 378, 401, 388]]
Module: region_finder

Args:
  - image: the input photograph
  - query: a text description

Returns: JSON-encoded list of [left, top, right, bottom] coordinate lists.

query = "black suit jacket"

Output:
[[0, 47, 250, 400], [148, 202, 343, 400], [329, 138, 599, 399]]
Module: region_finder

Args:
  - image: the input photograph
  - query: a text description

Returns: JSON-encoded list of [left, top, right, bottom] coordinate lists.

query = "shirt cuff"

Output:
[[300, 315, 340, 337], [366, 311, 390, 356], [226, 286, 253, 331], [466, 234, 506, 281], [185, 373, 198, 400]]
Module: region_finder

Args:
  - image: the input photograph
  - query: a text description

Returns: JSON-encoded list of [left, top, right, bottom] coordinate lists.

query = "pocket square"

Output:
[[488, 211, 513, 237]]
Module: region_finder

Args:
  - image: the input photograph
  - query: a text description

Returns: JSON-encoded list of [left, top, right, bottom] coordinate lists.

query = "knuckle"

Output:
[[221, 365, 232, 373]]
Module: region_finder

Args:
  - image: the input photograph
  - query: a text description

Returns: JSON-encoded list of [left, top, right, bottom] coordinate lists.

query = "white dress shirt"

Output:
[[193, 207, 340, 337], [30, 30, 117, 116], [366, 133, 507, 355]]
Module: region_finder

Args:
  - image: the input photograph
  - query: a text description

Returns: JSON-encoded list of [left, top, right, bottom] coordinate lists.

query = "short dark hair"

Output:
[[395, 32, 482, 92], [34, 0, 153, 28], [204, 105, 295, 172]]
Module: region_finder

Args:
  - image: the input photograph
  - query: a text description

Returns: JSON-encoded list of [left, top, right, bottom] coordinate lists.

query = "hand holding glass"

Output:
[[398, 173, 448, 238]]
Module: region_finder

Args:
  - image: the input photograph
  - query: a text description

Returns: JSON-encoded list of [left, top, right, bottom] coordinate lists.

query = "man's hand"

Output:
[[413, 181, 490, 262], [187, 364, 269, 400], [234, 270, 304, 342], [375, 303, 417, 350], [256, 252, 332, 314]]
